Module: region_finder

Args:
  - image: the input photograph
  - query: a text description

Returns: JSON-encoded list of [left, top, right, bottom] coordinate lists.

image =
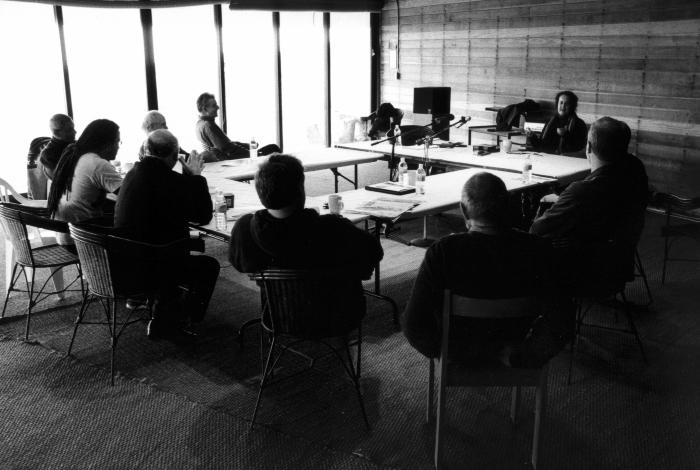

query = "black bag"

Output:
[[495, 99, 540, 131]]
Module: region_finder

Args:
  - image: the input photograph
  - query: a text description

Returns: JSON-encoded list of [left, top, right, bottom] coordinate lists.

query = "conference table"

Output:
[[202, 147, 381, 192], [335, 140, 590, 186]]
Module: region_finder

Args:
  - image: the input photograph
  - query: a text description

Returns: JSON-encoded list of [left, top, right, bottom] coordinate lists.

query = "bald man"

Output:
[[39, 114, 76, 180], [115, 129, 219, 337], [137, 110, 194, 161], [402, 172, 558, 367]]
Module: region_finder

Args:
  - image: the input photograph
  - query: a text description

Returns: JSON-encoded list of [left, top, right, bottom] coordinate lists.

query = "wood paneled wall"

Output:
[[380, 0, 700, 194]]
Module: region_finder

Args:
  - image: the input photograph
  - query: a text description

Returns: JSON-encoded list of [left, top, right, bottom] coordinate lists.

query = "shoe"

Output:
[[126, 297, 148, 310], [146, 318, 198, 339]]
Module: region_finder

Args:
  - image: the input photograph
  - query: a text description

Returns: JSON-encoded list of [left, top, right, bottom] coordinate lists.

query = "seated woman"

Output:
[[366, 102, 403, 140], [48, 119, 123, 245], [528, 90, 587, 155]]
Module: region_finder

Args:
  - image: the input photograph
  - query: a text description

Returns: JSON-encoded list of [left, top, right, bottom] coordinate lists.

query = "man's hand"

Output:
[[540, 193, 560, 204], [181, 150, 204, 176]]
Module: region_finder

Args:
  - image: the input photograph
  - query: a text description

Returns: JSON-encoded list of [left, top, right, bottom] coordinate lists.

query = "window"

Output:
[[330, 12, 371, 144], [279, 12, 326, 152], [222, 11, 277, 148], [62, 6, 146, 165], [0, 1, 65, 191], [152, 5, 219, 153]]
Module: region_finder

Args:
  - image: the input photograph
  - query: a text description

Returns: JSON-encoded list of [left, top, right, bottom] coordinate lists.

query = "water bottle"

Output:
[[249, 137, 259, 159], [393, 125, 402, 146], [416, 163, 426, 195], [522, 155, 532, 183], [215, 190, 227, 231], [398, 157, 409, 185]]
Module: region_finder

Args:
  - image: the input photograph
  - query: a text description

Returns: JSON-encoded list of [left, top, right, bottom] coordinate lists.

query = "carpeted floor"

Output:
[[1, 162, 699, 469]]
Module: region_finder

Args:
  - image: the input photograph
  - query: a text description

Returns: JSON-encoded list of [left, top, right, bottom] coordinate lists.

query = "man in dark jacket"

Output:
[[39, 114, 76, 180], [402, 172, 558, 367], [114, 129, 220, 336], [229, 154, 383, 329], [530, 116, 648, 289]]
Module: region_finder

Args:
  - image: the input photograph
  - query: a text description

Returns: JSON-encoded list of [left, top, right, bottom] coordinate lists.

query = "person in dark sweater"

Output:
[[39, 114, 76, 180], [402, 172, 559, 367], [229, 154, 383, 330], [530, 117, 648, 289], [528, 91, 587, 155], [195, 93, 280, 161], [114, 129, 220, 336]]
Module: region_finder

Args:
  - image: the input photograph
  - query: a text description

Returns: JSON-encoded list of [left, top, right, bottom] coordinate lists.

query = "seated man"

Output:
[[530, 116, 648, 288], [195, 93, 280, 161], [114, 129, 220, 337], [229, 154, 383, 329], [138, 110, 201, 162], [402, 172, 555, 367], [39, 114, 77, 180]]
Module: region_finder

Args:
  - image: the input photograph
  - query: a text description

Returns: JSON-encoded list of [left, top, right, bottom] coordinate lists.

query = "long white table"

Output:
[[202, 147, 381, 192], [335, 140, 590, 186]]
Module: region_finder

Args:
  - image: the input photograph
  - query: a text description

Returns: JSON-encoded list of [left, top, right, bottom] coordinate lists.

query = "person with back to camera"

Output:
[[527, 90, 587, 155], [402, 172, 566, 368], [114, 129, 220, 338], [195, 93, 280, 162], [48, 119, 123, 246], [39, 114, 77, 181]]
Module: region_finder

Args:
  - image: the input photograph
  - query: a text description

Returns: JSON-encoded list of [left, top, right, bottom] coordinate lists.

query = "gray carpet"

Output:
[[1, 161, 700, 469]]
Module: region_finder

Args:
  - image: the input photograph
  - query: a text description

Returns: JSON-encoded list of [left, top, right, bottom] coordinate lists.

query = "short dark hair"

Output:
[[255, 154, 305, 210], [461, 172, 509, 225], [196, 92, 215, 112], [555, 90, 578, 113], [588, 117, 627, 162]]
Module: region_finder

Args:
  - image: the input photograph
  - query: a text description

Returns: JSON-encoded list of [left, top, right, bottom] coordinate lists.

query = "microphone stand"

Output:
[[409, 118, 468, 248], [371, 122, 437, 181]]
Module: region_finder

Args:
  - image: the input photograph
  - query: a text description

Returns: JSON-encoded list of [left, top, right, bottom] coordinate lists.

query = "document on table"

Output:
[[344, 197, 422, 221]]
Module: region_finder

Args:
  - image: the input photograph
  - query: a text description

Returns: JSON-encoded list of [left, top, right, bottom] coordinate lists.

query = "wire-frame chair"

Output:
[[67, 223, 189, 385], [652, 192, 700, 284], [248, 268, 370, 430], [0, 203, 83, 340], [427, 291, 549, 470]]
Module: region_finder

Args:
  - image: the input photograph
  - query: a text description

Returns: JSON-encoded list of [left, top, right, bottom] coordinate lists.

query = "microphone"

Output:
[[432, 113, 455, 122], [455, 116, 471, 128]]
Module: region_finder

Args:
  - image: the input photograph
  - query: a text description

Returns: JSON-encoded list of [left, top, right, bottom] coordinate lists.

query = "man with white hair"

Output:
[[137, 110, 195, 161], [38, 113, 76, 180], [115, 129, 220, 337]]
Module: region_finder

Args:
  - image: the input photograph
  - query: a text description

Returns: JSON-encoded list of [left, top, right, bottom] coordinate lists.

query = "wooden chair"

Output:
[[248, 268, 369, 430], [427, 291, 548, 469], [652, 192, 700, 284], [67, 223, 188, 385], [0, 203, 83, 340]]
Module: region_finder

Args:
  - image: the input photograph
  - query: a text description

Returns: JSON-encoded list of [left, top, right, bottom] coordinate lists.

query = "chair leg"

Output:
[[620, 291, 648, 364], [426, 358, 435, 424], [434, 359, 446, 470], [24, 269, 36, 341], [356, 323, 362, 379], [567, 299, 583, 385], [1, 263, 19, 318], [342, 340, 370, 430], [251, 336, 276, 430], [510, 386, 521, 424], [532, 367, 548, 470], [635, 250, 653, 306], [238, 317, 261, 347], [67, 294, 92, 357]]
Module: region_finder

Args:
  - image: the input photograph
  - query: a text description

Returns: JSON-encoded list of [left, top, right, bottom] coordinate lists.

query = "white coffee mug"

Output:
[[501, 139, 513, 153], [328, 194, 344, 215]]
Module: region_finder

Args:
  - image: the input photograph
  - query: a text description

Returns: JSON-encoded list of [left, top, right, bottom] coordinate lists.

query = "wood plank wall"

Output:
[[380, 0, 700, 195]]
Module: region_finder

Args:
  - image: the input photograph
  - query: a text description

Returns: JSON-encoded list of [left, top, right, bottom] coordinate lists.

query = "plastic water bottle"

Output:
[[393, 125, 402, 146], [249, 137, 259, 159], [416, 163, 426, 195], [398, 157, 409, 185], [215, 190, 227, 231], [522, 155, 532, 183]]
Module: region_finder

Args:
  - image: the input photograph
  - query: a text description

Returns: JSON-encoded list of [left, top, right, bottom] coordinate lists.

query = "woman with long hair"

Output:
[[528, 90, 587, 155], [48, 118, 123, 244]]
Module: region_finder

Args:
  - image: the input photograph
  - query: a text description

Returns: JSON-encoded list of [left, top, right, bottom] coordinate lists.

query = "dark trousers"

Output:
[[156, 254, 220, 322]]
